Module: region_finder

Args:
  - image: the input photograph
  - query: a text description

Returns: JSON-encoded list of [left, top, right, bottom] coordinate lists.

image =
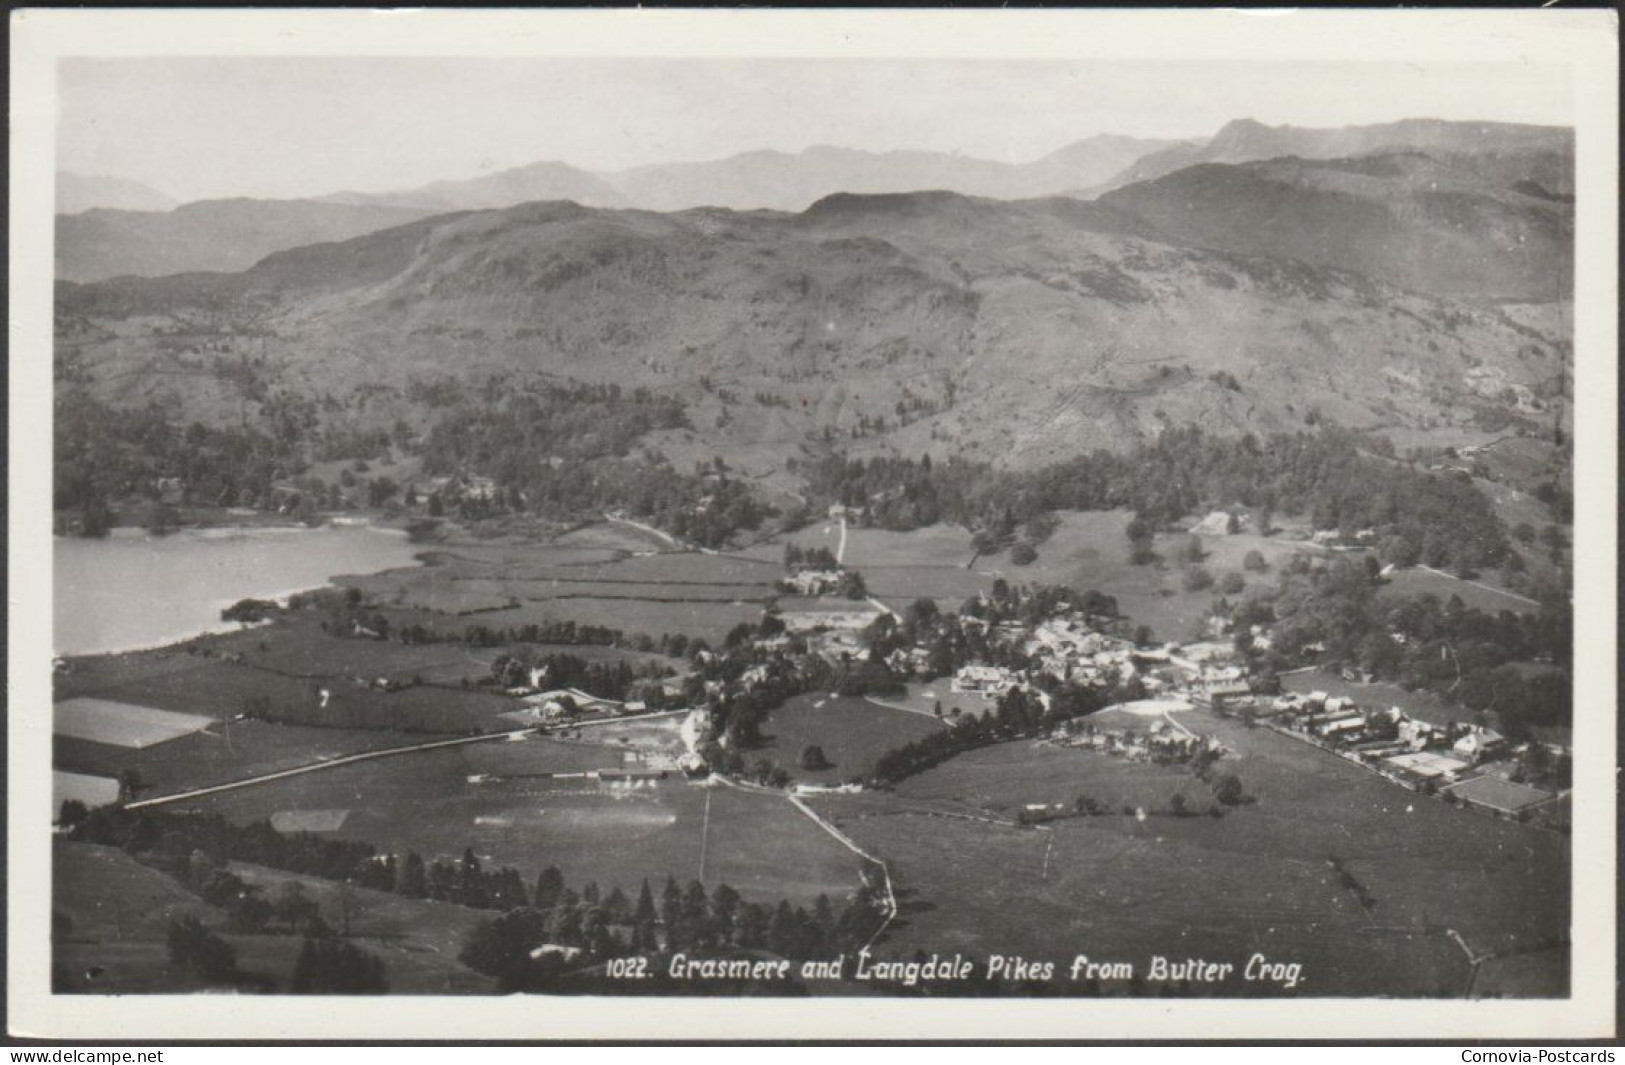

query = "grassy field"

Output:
[[224, 862, 495, 993], [54, 719, 447, 798], [744, 522, 992, 612], [865, 681, 992, 721], [174, 745, 862, 906], [59, 646, 518, 735], [756, 693, 945, 785], [1382, 566, 1541, 616], [554, 522, 676, 553], [811, 704, 1568, 996], [54, 841, 228, 994], [53, 697, 214, 748], [896, 738, 1198, 818], [53, 841, 495, 994], [977, 511, 1318, 643], [333, 523, 783, 642], [455, 598, 763, 646], [57, 653, 324, 720]]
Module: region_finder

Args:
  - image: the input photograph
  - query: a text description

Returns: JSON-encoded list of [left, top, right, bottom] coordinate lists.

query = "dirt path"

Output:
[[124, 728, 534, 810], [711, 774, 898, 952], [1415, 564, 1541, 608], [607, 514, 717, 556]]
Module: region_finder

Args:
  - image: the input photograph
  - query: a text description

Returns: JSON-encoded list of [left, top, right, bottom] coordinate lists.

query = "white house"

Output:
[[951, 664, 1021, 697], [1453, 727, 1509, 765]]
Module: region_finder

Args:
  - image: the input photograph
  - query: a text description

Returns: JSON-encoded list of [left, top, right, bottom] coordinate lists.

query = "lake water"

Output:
[[54, 524, 423, 656]]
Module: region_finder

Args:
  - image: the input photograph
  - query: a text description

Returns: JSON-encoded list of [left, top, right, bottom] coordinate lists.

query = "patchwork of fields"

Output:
[[337, 526, 782, 645], [52, 508, 1571, 999]]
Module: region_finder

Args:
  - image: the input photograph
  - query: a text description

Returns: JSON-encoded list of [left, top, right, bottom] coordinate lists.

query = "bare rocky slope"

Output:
[[56, 191, 1570, 473]]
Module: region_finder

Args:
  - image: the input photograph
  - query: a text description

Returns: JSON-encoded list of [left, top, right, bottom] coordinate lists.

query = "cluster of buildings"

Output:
[[1255, 690, 1554, 814], [1263, 690, 1511, 778], [1052, 715, 1225, 766], [778, 568, 845, 596], [1022, 618, 1140, 688]]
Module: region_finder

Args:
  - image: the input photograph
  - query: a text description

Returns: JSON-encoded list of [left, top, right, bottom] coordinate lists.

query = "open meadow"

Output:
[[1381, 565, 1541, 616], [758, 693, 945, 785], [52, 841, 495, 994], [978, 511, 1317, 642], [171, 742, 863, 906], [812, 703, 1568, 996], [54, 718, 450, 798], [336, 524, 779, 645]]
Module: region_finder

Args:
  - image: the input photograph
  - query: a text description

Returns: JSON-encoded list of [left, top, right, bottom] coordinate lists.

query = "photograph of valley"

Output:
[[44, 39, 1583, 1006]]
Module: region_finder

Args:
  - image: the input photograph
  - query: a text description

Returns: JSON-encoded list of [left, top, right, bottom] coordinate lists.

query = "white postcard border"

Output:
[[9, 6, 1617, 1041]]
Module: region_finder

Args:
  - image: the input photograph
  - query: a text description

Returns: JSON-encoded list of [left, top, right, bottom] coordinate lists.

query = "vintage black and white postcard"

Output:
[[8, 6, 1618, 1042]]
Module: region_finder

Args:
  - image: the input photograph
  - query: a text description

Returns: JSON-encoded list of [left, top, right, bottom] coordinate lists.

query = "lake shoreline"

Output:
[[54, 521, 428, 659]]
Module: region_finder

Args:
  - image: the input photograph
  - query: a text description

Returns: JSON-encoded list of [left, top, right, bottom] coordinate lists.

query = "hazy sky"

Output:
[[58, 57, 1573, 203]]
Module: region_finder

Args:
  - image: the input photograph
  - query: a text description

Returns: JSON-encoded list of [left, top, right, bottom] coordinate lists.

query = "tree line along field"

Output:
[[811, 705, 1567, 996], [53, 841, 495, 994], [168, 742, 864, 908]]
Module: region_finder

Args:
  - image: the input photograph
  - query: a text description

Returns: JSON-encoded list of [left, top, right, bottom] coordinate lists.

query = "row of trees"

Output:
[[868, 685, 1109, 786], [457, 874, 889, 992], [161, 910, 389, 994], [488, 649, 674, 701]]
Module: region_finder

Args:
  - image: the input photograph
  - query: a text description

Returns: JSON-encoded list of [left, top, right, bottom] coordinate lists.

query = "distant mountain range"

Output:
[[321, 136, 1190, 214], [56, 199, 438, 283], [55, 135, 1188, 281], [57, 171, 177, 214], [1090, 117, 1573, 194], [55, 117, 1574, 306], [57, 188, 1569, 470]]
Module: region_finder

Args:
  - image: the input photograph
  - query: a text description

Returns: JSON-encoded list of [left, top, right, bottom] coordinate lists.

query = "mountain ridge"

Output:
[[1090, 117, 1574, 195], [1098, 150, 1573, 300], [57, 171, 177, 214], [56, 190, 1570, 473]]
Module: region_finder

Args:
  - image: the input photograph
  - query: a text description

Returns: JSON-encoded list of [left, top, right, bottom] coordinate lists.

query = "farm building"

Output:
[[778, 601, 882, 633], [1444, 775, 1553, 815], [1385, 751, 1471, 781]]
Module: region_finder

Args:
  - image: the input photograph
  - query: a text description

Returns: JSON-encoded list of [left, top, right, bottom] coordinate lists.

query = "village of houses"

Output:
[[478, 540, 1569, 829]]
